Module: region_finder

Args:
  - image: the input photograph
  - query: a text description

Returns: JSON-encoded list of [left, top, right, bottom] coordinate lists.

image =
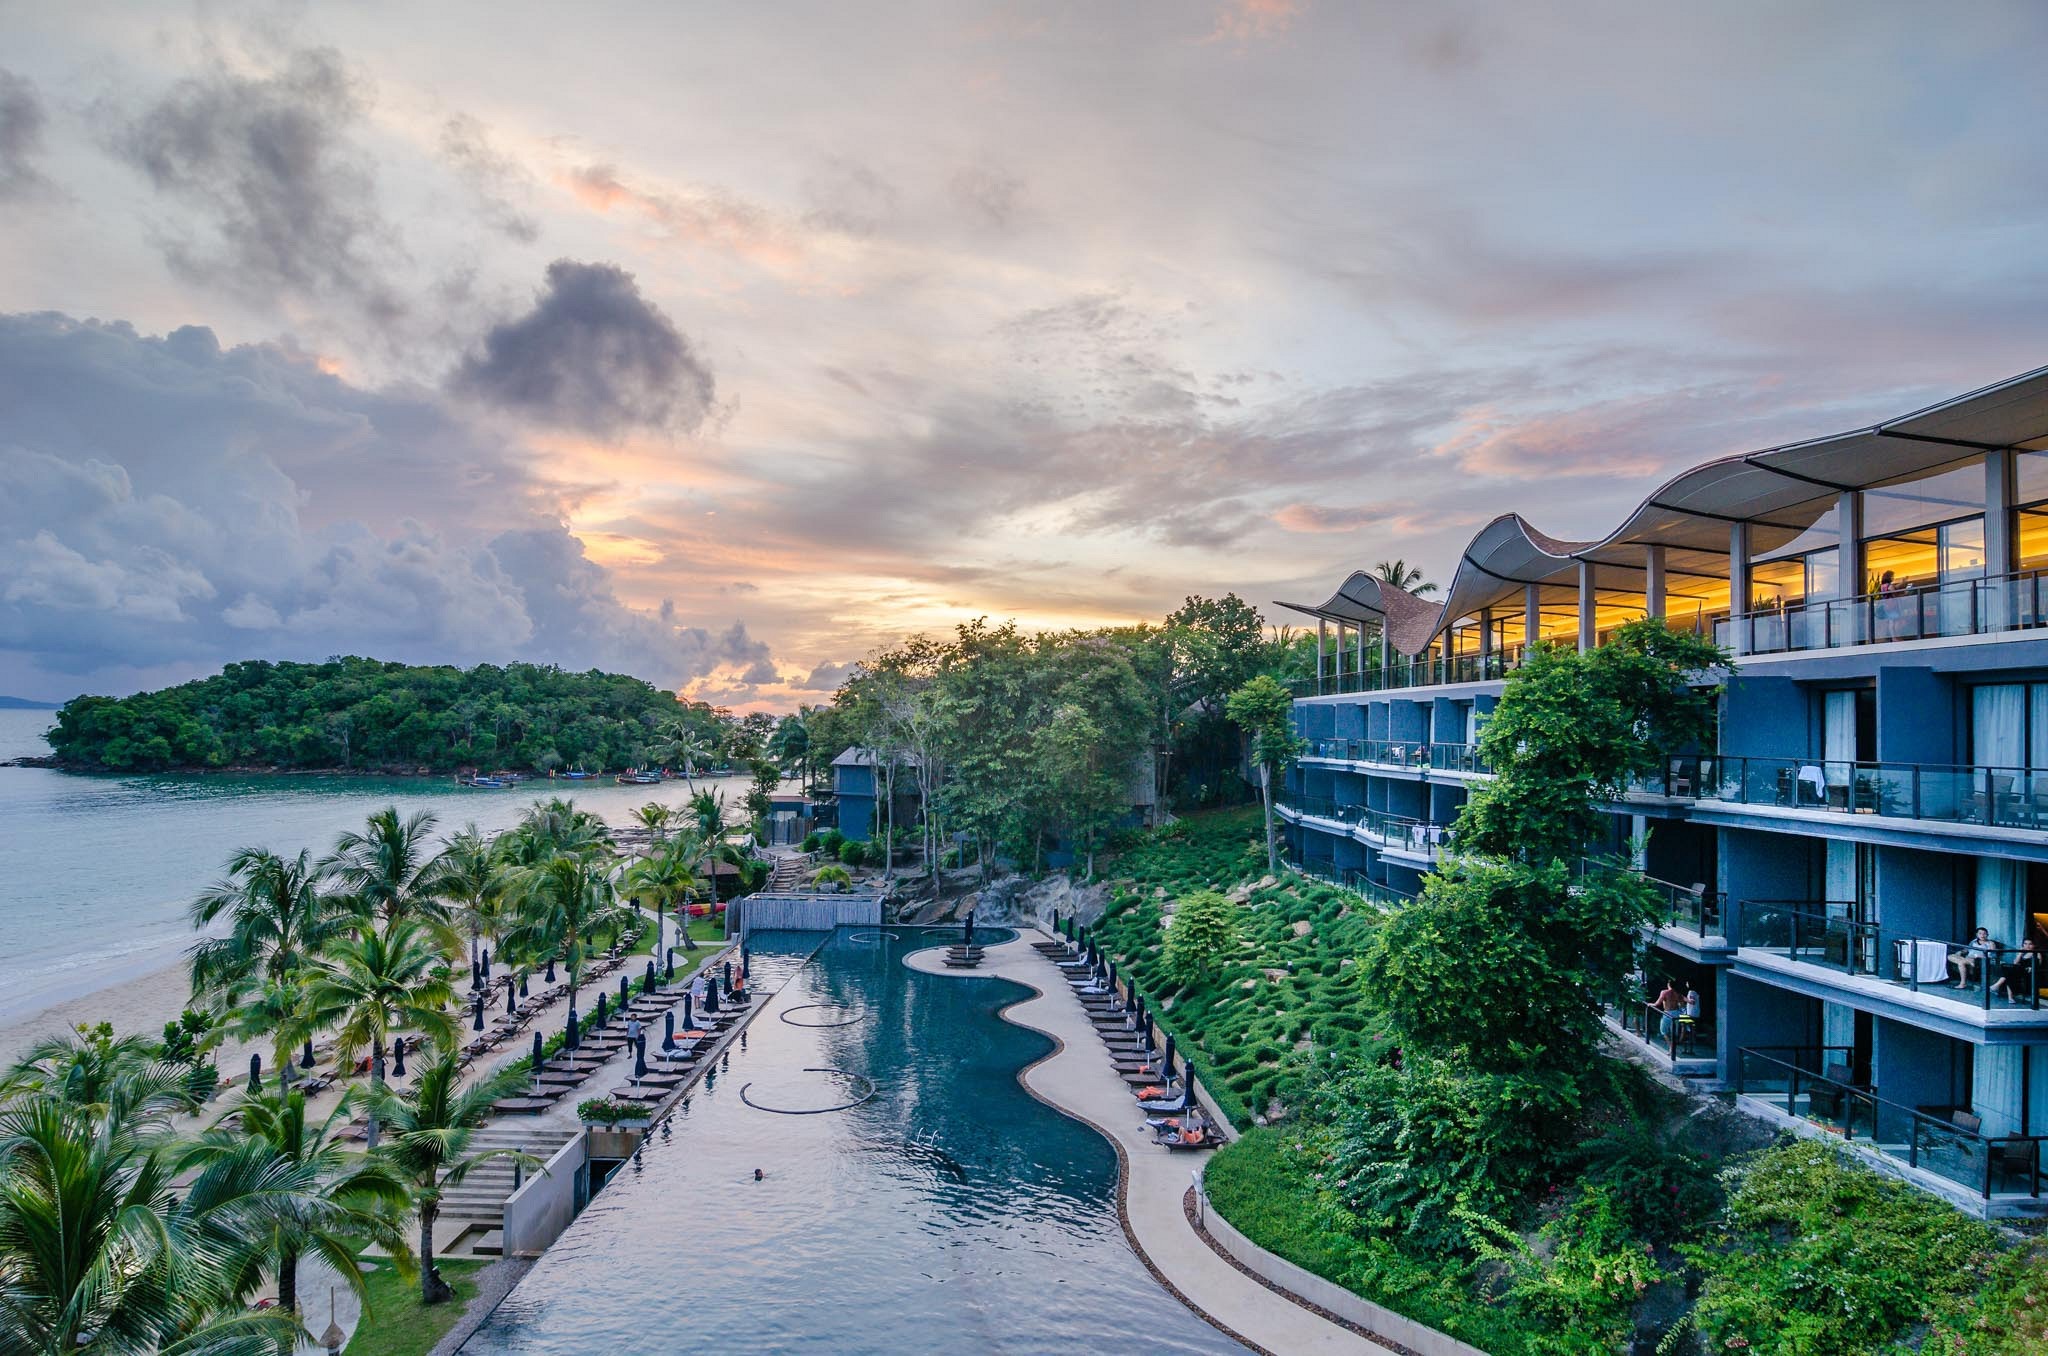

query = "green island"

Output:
[[41, 657, 735, 773]]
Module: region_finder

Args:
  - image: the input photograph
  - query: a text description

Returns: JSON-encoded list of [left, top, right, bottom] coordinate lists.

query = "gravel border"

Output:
[[424, 1257, 533, 1356]]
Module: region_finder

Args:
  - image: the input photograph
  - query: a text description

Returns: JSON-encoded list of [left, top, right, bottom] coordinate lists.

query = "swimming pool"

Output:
[[458, 927, 1244, 1353]]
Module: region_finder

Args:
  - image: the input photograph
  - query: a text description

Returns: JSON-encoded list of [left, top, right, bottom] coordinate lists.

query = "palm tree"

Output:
[[1, 1026, 193, 1125], [623, 835, 705, 955], [631, 801, 673, 842], [662, 721, 714, 788], [767, 711, 812, 789], [497, 798, 612, 867], [1374, 558, 1438, 597], [322, 807, 454, 942], [0, 1091, 302, 1355], [190, 1088, 411, 1318], [686, 787, 731, 844], [218, 976, 313, 1096], [434, 824, 508, 969], [187, 847, 339, 1006], [306, 923, 455, 1150], [364, 1052, 535, 1304], [500, 853, 623, 1004]]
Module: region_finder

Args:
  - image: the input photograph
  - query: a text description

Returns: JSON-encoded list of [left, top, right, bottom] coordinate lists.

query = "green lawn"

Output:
[[346, 1256, 488, 1356]]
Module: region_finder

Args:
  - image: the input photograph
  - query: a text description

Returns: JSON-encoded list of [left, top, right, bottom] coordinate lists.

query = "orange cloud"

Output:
[[557, 164, 809, 278]]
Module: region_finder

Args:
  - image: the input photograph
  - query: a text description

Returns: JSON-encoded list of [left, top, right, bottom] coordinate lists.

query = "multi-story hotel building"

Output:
[[1278, 365, 2048, 1217]]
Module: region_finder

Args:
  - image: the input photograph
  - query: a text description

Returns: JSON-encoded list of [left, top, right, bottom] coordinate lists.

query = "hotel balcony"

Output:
[[1716, 567, 2048, 657], [1734, 1045, 2047, 1217], [1274, 794, 1452, 865], [1692, 754, 2048, 857], [1732, 902, 2048, 1039], [1301, 737, 1491, 777], [1294, 856, 1418, 912]]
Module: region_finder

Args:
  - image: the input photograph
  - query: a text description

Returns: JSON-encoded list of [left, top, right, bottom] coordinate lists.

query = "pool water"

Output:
[[459, 927, 1244, 1354]]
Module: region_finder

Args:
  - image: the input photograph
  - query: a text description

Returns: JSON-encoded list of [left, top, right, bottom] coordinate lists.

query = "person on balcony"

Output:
[[1654, 980, 1684, 1041], [1991, 937, 2041, 1002], [1948, 927, 1999, 987]]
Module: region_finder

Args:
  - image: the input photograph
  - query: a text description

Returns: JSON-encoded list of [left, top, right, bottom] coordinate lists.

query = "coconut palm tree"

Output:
[[499, 853, 623, 1003], [187, 847, 340, 1007], [497, 798, 613, 867], [1, 1026, 193, 1126], [363, 1052, 535, 1304], [433, 824, 509, 969], [630, 801, 673, 842], [218, 976, 313, 1096], [322, 807, 454, 943], [189, 1088, 412, 1319], [662, 721, 715, 788], [1373, 558, 1438, 597], [306, 923, 455, 1150], [767, 710, 812, 788], [623, 835, 705, 955], [0, 1091, 303, 1355]]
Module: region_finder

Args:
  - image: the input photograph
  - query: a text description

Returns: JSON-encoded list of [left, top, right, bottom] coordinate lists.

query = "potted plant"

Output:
[[578, 1096, 652, 1156]]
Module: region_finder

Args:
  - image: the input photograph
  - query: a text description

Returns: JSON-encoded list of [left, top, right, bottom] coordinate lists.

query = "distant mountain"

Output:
[[0, 697, 62, 710]]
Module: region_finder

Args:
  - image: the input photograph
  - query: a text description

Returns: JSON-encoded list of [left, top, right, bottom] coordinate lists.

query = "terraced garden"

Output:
[[1088, 807, 1386, 1127]]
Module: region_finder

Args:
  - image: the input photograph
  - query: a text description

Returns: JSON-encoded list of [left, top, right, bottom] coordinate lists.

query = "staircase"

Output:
[[439, 1124, 578, 1257], [768, 853, 811, 891]]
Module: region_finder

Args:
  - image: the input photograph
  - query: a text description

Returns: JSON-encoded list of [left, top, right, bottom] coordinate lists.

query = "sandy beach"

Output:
[[0, 950, 262, 1070]]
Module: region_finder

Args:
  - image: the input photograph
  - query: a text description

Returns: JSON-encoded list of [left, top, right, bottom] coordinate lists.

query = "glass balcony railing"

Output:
[[1575, 858, 1724, 936], [1276, 796, 1453, 860], [1736, 1046, 2045, 1199], [1286, 650, 1516, 699], [1735, 902, 2045, 1011], [1700, 755, 2048, 829], [1301, 738, 1490, 773], [1717, 568, 2048, 656], [1295, 858, 1419, 910]]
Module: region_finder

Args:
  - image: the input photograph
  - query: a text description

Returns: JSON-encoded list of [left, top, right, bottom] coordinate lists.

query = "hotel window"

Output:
[[1860, 457, 1987, 593], [2012, 449, 2048, 570], [1750, 501, 1840, 609], [1969, 682, 2048, 771]]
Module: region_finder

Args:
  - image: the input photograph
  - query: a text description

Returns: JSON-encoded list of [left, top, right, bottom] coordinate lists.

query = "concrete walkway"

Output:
[[906, 930, 1388, 1356]]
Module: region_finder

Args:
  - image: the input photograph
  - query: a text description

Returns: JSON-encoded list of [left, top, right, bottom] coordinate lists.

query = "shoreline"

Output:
[[0, 947, 248, 1069]]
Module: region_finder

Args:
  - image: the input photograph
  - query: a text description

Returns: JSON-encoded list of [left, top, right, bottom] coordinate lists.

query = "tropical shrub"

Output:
[[575, 1097, 643, 1126], [811, 865, 853, 888], [1164, 889, 1241, 981], [837, 838, 869, 866]]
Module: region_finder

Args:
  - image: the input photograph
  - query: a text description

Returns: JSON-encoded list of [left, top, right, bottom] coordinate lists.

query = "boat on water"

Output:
[[560, 769, 598, 780], [616, 769, 663, 785], [458, 774, 511, 789]]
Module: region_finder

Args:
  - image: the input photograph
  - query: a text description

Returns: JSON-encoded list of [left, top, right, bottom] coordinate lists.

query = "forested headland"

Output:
[[42, 657, 731, 773]]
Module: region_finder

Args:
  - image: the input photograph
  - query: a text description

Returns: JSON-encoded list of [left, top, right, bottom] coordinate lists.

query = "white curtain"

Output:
[[1824, 841, 1856, 919], [1978, 857, 2025, 947], [1823, 690, 1857, 794], [1975, 684, 2027, 768], [1976, 1044, 2025, 1137], [1464, 704, 1479, 744], [1821, 1002, 1856, 1058], [2032, 686, 2048, 771], [2030, 1047, 2048, 1136]]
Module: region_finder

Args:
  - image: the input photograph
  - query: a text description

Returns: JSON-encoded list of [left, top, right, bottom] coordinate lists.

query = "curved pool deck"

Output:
[[905, 929, 1390, 1356]]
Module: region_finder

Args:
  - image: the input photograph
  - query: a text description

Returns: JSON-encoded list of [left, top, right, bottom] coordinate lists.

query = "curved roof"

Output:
[[1279, 362, 2048, 656]]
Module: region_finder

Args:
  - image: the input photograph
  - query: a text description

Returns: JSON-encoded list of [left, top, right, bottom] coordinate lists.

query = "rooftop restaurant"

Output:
[[1280, 364, 2048, 695]]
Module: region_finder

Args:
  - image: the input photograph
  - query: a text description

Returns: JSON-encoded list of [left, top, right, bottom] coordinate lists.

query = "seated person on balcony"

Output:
[[1991, 938, 2041, 1001], [1683, 986, 1701, 1020], [1948, 927, 1999, 986]]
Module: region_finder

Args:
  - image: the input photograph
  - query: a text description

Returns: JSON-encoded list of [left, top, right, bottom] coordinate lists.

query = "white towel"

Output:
[[1911, 938, 1948, 984]]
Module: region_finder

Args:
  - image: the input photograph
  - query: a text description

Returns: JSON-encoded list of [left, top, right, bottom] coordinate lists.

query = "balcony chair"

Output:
[[1807, 1061, 1858, 1129], [1990, 1137, 2040, 1194]]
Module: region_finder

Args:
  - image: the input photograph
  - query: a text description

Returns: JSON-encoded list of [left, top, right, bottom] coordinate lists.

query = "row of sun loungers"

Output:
[[1045, 935, 1225, 1152]]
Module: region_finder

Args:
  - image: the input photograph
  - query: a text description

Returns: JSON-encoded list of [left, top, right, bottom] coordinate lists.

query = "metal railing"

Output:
[[1301, 737, 1489, 774], [1736, 1046, 2046, 1198], [1702, 755, 2048, 829], [1287, 650, 1517, 699], [1576, 858, 1724, 936], [1718, 567, 2048, 656], [1295, 859, 1418, 910], [1276, 796, 1453, 860], [1736, 902, 2044, 1010]]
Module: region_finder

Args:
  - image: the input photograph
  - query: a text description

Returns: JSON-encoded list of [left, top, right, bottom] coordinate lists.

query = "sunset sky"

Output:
[[2, 2, 2045, 708]]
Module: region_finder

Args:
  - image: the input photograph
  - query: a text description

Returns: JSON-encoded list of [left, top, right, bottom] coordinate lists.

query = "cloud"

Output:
[[0, 310, 757, 696], [560, 163, 806, 275], [448, 259, 715, 438], [1206, 0, 1302, 45], [107, 48, 406, 324], [793, 659, 855, 691], [0, 69, 49, 200], [948, 165, 1026, 231], [441, 113, 539, 242]]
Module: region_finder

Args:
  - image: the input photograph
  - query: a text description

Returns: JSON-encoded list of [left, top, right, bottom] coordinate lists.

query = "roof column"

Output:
[[1836, 489, 1863, 599], [1355, 621, 1366, 689], [1479, 608, 1494, 660], [1986, 450, 2015, 630], [1440, 635, 1453, 684], [1523, 582, 1541, 656], [1577, 560, 1598, 652], [1728, 521, 1751, 655], [1316, 618, 1327, 695], [1378, 621, 1392, 687], [1645, 545, 1667, 621]]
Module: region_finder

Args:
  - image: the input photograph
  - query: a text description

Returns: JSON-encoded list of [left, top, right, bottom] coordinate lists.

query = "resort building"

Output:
[[829, 747, 921, 842], [1279, 364, 2048, 1218]]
